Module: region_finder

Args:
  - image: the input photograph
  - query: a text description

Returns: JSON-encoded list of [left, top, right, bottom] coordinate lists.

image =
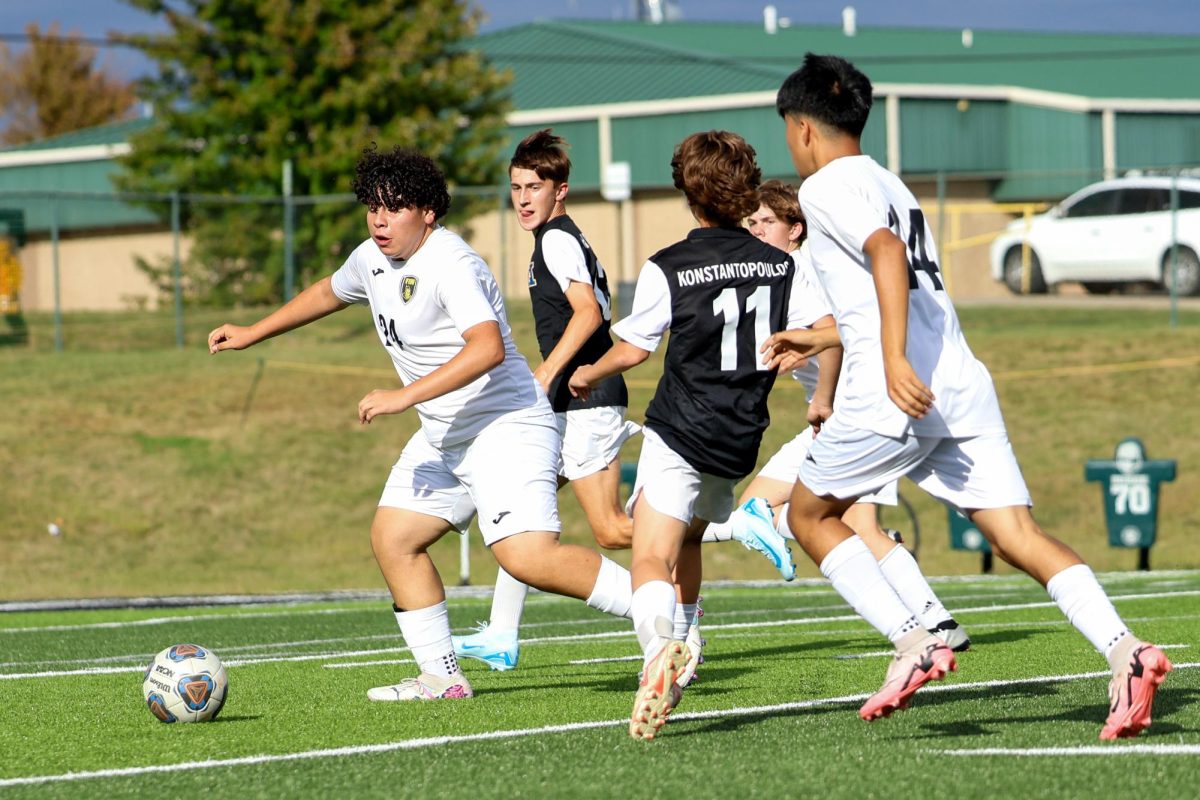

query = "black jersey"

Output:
[[528, 215, 629, 412], [625, 227, 795, 479]]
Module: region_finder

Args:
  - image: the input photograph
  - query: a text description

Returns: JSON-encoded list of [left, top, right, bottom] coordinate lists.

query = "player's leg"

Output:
[[843, 496, 969, 651], [569, 458, 633, 549], [367, 436, 476, 701], [700, 431, 814, 579], [915, 433, 1171, 739], [790, 421, 957, 720]]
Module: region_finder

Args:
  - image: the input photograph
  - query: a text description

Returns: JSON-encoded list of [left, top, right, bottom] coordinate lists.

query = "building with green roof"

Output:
[[5, 19, 1200, 309]]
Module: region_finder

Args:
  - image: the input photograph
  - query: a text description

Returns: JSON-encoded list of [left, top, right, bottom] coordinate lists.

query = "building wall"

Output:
[[19, 229, 187, 312], [17, 179, 1017, 312]]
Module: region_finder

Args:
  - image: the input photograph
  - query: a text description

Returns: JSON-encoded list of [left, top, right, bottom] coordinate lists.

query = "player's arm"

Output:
[[533, 281, 602, 393], [760, 325, 841, 371], [808, 315, 841, 432], [208, 276, 346, 353], [866, 228, 934, 418], [359, 320, 504, 424], [567, 341, 648, 402]]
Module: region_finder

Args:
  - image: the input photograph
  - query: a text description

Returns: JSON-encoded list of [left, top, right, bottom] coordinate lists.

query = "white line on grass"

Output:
[[4, 663, 1196, 788], [938, 745, 1200, 757], [566, 655, 643, 665], [324, 659, 413, 669]]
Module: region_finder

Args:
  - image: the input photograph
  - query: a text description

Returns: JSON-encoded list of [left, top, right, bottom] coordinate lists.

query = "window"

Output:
[[1064, 190, 1119, 218], [1178, 190, 1200, 210], [1117, 188, 1170, 214]]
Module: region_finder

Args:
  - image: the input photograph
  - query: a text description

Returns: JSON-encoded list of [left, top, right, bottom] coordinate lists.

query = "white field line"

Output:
[[324, 659, 413, 669], [4, 663, 1197, 789], [8, 588, 1200, 679], [938, 745, 1200, 757], [0, 607, 370, 635], [567, 655, 643, 665]]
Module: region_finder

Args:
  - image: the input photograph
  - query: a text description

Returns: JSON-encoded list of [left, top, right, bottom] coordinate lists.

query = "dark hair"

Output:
[[510, 128, 571, 184], [756, 179, 804, 227], [670, 131, 761, 227], [776, 53, 873, 137], [353, 143, 451, 219]]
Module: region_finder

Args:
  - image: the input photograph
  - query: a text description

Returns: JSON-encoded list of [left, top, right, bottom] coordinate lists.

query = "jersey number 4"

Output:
[[887, 207, 943, 291], [712, 286, 772, 372]]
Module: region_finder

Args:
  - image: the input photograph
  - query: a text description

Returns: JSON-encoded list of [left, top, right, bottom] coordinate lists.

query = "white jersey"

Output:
[[787, 246, 831, 402], [798, 155, 1005, 438], [331, 226, 546, 447]]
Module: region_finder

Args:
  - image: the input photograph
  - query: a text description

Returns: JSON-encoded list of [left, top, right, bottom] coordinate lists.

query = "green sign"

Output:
[[948, 508, 991, 553], [1084, 438, 1176, 549]]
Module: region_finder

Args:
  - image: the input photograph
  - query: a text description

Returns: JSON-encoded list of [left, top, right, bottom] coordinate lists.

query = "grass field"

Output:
[[2, 302, 1199, 599], [1, 571, 1197, 798]]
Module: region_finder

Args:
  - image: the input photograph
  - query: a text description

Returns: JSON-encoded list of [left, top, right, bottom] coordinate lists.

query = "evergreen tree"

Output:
[[116, 0, 510, 305]]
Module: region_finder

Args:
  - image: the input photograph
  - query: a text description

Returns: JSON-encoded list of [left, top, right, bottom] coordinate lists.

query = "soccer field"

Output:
[[2, 571, 1197, 798]]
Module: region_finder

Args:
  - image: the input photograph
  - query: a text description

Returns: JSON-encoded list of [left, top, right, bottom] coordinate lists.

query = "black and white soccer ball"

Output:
[[142, 644, 228, 723]]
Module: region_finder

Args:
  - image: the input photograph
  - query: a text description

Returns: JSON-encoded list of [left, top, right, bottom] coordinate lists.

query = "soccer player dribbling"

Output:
[[207, 145, 635, 702], [570, 131, 827, 740], [765, 53, 1170, 737]]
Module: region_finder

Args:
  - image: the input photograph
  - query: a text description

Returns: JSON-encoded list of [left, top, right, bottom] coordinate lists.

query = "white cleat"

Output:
[[367, 672, 473, 702]]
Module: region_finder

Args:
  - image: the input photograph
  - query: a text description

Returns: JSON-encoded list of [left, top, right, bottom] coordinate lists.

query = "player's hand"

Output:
[[806, 399, 833, 435], [532, 363, 554, 395], [760, 329, 828, 371], [883, 355, 934, 419], [208, 324, 255, 354], [358, 388, 411, 424], [567, 366, 593, 401]]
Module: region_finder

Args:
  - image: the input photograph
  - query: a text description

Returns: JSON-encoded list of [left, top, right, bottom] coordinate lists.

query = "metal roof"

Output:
[[477, 20, 1200, 108]]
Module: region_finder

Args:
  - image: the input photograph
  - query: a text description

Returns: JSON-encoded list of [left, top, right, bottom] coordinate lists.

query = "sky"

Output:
[[1, 0, 1199, 79]]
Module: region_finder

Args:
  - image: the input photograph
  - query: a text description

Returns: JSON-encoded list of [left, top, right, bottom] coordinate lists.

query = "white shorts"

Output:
[[556, 406, 641, 482], [798, 415, 1031, 513], [759, 426, 898, 506], [624, 427, 738, 524], [379, 410, 562, 546]]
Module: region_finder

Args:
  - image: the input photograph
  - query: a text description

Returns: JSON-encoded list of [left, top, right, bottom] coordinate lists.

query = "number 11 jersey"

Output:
[[612, 226, 827, 479], [799, 155, 1006, 440]]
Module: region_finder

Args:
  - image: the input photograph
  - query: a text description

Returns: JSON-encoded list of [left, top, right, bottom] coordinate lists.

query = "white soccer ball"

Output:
[[142, 644, 228, 723]]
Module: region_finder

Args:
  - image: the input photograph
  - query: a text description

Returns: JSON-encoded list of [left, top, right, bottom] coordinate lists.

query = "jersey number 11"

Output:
[[712, 285, 772, 372]]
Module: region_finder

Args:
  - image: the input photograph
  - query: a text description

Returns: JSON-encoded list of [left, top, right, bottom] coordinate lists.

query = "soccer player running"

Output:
[[766, 54, 1170, 736], [703, 179, 969, 651], [207, 146, 634, 702], [570, 131, 828, 740], [455, 129, 795, 671]]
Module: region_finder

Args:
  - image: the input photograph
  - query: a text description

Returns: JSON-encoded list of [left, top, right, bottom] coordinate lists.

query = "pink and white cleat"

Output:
[[367, 672, 473, 701], [1100, 643, 1172, 740], [630, 640, 689, 740], [859, 638, 956, 721]]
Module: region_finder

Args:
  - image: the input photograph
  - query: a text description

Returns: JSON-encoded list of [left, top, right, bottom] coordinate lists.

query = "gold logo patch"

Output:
[[401, 275, 418, 303]]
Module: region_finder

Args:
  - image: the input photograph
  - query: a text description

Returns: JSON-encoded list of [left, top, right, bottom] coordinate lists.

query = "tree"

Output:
[[0, 23, 135, 145], [116, 0, 511, 306]]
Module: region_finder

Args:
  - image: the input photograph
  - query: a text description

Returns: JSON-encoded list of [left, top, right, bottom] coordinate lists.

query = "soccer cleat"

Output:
[[929, 618, 971, 652], [674, 619, 706, 693], [731, 497, 796, 581], [859, 638, 956, 721], [629, 640, 690, 740], [1100, 643, 1172, 740], [367, 671, 473, 701], [452, 623, 519, 671]]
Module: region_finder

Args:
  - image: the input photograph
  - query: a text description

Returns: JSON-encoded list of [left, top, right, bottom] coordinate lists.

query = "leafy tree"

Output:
[[0, 23, 135, 145], [116, 0, 511, 306]]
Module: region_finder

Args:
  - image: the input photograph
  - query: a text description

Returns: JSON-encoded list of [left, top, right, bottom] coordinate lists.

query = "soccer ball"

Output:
[[142, 644, 228, 723]]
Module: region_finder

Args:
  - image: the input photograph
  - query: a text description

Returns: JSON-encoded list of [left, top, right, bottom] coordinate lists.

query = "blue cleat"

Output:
[[452, 623, 520, 671], [731, 497, 796, 581]]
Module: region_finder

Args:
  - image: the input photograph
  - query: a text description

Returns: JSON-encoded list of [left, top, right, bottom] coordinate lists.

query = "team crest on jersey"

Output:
[[401, 275, 419, 303], [527, 260, 537, 287]]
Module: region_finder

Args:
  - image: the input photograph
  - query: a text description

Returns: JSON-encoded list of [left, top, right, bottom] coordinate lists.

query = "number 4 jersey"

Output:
[[612, 226, 828, 479], [798, 155, 1006, 440]]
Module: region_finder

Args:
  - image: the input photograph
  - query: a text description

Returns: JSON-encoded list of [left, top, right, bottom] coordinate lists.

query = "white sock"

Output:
[[586, 555, 634, 619], [878, 544, 951, 629], [673, 602, 698, 638], [393, 601, 459, 678], [820, 536, 922, 645], [488, 567, 529, 633], [701, 520, 734, 543], [1046, 564, 1132, 670], [631, 580, 677, 664]]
